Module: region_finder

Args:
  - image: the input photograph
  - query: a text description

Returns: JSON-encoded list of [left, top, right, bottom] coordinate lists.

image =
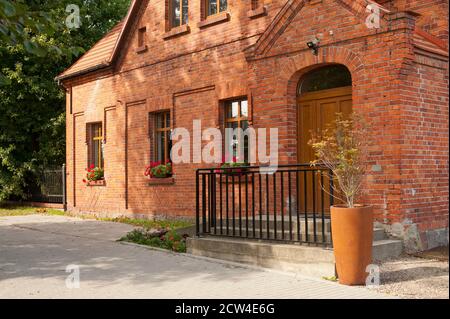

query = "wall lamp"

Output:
[[307, 38, 320, 55]]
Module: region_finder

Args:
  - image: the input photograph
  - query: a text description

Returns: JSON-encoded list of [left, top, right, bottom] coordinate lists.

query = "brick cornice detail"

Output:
[[246, 0, 307, 59], [245, 0, 391, 60]]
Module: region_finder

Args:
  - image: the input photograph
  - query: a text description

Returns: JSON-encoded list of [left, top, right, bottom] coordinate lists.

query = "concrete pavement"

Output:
[[0, 215, 392, 299]]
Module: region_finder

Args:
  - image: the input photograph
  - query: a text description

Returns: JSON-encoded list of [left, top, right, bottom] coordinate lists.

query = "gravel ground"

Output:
[[373, 255, 449, 299]]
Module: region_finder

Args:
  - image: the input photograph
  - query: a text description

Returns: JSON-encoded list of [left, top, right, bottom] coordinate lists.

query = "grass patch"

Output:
[[102, 217, 193, 231], [0, 206, 65, 217], [0, 205, 194, 232], [120, 228, 188, 253]]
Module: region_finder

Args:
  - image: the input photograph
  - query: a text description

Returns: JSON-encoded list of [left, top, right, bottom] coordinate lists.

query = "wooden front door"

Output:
[[297, 86, 353, 214]]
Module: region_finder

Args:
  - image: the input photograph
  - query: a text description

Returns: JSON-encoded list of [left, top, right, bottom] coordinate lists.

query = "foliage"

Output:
[[322, 276, 339, 282], [120, 229, 189, 253], [145, 161, 173, 179], [83, 165, 104, 184], [0, 0, 131, 201], [108, 216, 193, 230], [309, 113, 369, 208], [215, 156, 248, 175]]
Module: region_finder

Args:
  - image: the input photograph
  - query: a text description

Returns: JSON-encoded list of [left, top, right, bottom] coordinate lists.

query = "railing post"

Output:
[[211, 173, 217, 230], [196, 170, 200, 237], [62, 164, 67, 211], [202, 174, 207, 234], [329, 169, 335, 247]]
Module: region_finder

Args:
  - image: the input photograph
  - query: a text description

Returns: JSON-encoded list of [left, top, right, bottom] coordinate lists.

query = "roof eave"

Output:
[[55, 0, 143, 84], [55, 62, 111, 83]]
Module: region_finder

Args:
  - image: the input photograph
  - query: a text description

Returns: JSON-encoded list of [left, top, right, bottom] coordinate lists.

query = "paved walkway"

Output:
[[0, 215, 392, 299]]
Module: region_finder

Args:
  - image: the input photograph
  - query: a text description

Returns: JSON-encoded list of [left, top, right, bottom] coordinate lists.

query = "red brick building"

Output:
[[58, 0, 449, 252]]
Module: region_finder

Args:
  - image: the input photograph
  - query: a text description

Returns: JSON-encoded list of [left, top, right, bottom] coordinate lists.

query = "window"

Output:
[[298, 65, 352, 95], [206, 0, 227, 17], [154, 111, 172, 163], [137, 27, 147, 51], [251, 0, 260, 10], [170, 0, 189, 28], [224, 99, 250, 163], [88, 123, 104, 169]]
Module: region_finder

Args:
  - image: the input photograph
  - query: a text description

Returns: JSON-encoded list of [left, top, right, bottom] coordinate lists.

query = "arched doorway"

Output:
[[297, 64, 353, 164], [297, 64, 353, 214]]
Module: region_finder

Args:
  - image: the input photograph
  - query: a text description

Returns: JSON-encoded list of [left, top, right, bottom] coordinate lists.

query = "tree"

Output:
[[0, 0, 131, 201]]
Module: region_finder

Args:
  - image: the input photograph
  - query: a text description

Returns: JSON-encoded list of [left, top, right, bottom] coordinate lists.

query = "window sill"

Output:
[[163, 25, 190, 40], [136, 45, 148, 54], [148, 177, 175, 186], [247, 6, 267, 19], [198, 12, 230, 29], [87, 180, 106, 187]]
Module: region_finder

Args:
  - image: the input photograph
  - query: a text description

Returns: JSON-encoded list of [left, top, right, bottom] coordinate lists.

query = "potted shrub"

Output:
[[145, 161, 173, 179], [309, 113, 373, 286], [83, 165, 105, 186]]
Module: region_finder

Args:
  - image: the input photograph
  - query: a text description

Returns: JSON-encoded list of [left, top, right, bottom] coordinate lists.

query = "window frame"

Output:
[[138, 27, 146, 47], [223, 99, 250, 163], [87, 122, 104, 169], [169, 0, 189, 29], [152, 111, 172, 163], [204, 0, 227, 18]]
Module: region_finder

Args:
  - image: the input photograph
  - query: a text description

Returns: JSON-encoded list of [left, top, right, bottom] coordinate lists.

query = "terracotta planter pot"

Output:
[[331, 205, 374, 286]]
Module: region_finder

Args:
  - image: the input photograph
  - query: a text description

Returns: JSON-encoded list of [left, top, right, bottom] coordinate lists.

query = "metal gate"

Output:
[[27, 165, 66, 205]]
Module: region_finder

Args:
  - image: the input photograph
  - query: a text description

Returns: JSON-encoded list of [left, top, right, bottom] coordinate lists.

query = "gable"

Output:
[[245, 0, 390, 59], [57, 21, 124, 80], [57, 0, 144, 82], [414, 28, 448, 58]]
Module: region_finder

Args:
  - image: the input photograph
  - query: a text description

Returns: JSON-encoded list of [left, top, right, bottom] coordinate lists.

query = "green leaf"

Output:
[[0, 73, 11, 86], [23, 40, 47, 57], [0, 0, 17, 17]]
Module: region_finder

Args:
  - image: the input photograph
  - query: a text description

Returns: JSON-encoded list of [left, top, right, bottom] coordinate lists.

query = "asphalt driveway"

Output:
[[0, 215, 390, 299]]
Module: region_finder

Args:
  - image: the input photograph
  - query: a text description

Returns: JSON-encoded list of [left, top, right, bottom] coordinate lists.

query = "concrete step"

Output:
[[187, 235, 404, 277], [373, 239, 403, 261], [207, 225, 386, 243], [187, 236, 336, 278], [209, 229, 332, 244], [374, 228, 387, 241]]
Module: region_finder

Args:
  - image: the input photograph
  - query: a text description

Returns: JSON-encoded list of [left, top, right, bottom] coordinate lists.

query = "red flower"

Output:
[[90, 164, 95, 169]]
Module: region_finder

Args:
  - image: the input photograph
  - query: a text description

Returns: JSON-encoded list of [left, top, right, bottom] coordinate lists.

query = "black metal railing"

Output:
[[196, 164, 335, 247], [27, 165, 66, 205]]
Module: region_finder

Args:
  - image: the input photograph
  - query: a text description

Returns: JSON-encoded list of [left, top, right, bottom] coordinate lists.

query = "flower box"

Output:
[[148, 177, 175, 186], [83, 165, 105, 186], [215, 157, 249, 177], [86, 179, 106, 187], [145, 161, 173, 179]]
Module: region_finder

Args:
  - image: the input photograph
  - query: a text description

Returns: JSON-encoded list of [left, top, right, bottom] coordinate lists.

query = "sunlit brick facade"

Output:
[[59, 0, 449, 251]]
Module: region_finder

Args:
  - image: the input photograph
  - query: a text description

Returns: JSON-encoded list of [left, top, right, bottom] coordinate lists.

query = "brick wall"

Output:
[[63, 0, 448, 250], [397, 52, 449, 251], [379, 0, 449, 44]]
